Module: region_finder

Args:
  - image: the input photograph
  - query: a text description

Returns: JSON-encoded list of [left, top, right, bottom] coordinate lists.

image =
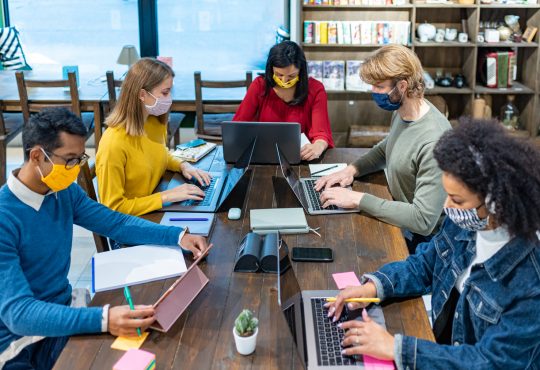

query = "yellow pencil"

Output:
[[325, 297, 380, 303]]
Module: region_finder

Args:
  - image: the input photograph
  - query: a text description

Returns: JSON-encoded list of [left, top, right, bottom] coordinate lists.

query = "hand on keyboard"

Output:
[[319, 187, 364, 210], [180, 163, 212, 186], [161, 184, 205, 204], [314, 165, 357, 191]]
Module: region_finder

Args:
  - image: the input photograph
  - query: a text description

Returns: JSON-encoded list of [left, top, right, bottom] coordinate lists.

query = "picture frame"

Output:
[[523, 26, 538, 43]]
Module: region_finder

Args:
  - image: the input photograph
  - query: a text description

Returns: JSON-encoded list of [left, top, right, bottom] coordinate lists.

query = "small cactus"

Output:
[[234, 309, 259, 337]]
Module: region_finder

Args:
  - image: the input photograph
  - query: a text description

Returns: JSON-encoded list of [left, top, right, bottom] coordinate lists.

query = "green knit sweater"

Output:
[[352, 101, 451, 236]]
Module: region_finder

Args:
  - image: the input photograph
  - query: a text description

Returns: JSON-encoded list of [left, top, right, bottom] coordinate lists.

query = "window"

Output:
[[157, 0, 286, 76], [8, 0, 139, 77]]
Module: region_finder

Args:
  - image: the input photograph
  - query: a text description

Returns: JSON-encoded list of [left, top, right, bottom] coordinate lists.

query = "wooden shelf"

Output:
[[414, 40, 475, 46], [414, 3, 477, 7], [302, 43, 411, 48], [479, 3, 540, 8], [303, 4, 414, 9], [477, 41, 539, 47], [475, 81, 535, 94], [425, 86, 474, 94]]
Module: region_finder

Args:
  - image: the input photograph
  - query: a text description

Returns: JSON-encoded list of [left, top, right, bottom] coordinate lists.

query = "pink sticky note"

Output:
[[332, 271, 361, 290], [363, 355, 395, 370], [113, 349, 155, 370]]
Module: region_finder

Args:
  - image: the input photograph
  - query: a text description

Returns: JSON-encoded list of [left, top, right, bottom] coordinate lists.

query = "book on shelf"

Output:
[[308, 61, 324, 82], [346, 60, 372, 91], [323, 60, 345, 91]]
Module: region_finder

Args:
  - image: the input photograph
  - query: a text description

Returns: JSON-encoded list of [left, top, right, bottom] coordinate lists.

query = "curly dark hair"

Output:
[[433, 117, 540, 240]]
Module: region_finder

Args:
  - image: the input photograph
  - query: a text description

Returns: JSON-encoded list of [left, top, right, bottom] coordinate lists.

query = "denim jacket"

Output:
[[365, 217, 540, 369]]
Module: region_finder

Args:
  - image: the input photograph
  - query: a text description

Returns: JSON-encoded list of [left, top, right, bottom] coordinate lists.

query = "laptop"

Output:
[[162, 139, 256, 213], [277, 245, 386, 369], [275, 144, 357, 215], [222, 121, 301, 164]]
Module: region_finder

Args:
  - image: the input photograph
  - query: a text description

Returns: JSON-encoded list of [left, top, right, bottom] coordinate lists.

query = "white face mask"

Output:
[[144, 90, 172, 116]]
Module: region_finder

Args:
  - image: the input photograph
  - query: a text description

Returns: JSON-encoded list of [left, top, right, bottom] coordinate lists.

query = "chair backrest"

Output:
[[15, 71, 81, 123], [78, 162, 110, 253], [106, 70, 123, 111], [194, 71, 253, 139]]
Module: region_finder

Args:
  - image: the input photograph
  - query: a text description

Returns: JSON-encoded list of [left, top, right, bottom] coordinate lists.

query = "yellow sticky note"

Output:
[[111, 332, 149, 351]]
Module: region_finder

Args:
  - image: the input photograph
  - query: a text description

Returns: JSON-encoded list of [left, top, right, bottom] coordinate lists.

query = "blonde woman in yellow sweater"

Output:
[[96, 58, 211, 216]]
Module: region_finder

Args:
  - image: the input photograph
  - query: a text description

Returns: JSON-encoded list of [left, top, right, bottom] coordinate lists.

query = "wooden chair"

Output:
[[0, 105, 25, 185], [15, 71, 94, 142], [106, 71, 183, 149], [77, 162, 110, 253], [194, 71, 253, 141]]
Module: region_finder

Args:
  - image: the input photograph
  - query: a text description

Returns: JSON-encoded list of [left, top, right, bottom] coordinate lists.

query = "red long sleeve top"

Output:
[[233, 76, 335, 147]]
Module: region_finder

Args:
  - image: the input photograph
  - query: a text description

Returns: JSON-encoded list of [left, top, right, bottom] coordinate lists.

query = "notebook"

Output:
[[159, 212, 215, 236], [250, 208, 309, 235], [172, 142, 217, 162], [113, 349, 156, 370], [91, 245, 187, 293]]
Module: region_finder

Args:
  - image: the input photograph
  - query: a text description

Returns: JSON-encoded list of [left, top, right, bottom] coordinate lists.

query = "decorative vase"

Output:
[[233, 327, 258, 355], [417, 22, 436, 41]]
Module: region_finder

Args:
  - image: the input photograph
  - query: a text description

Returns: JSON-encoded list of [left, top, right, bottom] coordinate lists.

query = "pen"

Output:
[[123, 286, 141, 336], [169, 217, 209, 221], [311, 165, 339, 176], [325, 297, 381, 303]]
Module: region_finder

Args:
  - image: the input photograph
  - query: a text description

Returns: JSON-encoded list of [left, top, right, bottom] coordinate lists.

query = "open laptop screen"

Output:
[[275, 143, 309, 210], [277, 242, 308, 368]]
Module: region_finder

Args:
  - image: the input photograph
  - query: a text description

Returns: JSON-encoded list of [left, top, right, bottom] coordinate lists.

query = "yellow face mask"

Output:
[[37, 149, 80, 192], [273, 74, 299, 89]]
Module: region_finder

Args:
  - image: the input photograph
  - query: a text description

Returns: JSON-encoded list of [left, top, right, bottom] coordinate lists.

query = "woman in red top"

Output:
[[233, 41, 334, 161]]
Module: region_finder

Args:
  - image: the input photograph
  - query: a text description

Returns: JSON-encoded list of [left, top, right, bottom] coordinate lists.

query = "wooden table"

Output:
[[54, 148, 434, 369]]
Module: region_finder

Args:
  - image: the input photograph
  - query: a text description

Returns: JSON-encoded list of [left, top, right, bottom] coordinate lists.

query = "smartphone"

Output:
[[291, 247, 333, 262], [177, 138, 206, 150]]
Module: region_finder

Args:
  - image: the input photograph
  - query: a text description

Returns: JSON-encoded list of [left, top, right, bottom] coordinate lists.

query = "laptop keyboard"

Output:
[[304, 180, 338, 211], [181, 177, 218, 207], [311, 298, 359, 367]]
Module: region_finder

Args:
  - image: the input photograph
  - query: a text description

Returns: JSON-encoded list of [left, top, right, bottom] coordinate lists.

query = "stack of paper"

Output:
[[92, 245, 187, 293], [113, 349, 156, 370]]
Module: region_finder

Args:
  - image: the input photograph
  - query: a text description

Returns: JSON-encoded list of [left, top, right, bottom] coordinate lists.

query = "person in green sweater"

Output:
[[315, 45, 451, 253]]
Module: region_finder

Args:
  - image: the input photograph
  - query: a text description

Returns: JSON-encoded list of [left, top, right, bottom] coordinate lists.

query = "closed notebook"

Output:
[[250, 208, 309, 235], [113, 349, 155, 370], [92, 245, 187, 293], [159, 212, 215, 236], [172, 142, 216, 162]]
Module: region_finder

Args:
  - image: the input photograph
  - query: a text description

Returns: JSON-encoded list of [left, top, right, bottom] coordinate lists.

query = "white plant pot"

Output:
[[233, 326, 258, 355]]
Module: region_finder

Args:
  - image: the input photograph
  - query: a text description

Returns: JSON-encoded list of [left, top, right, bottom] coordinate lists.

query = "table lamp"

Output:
[[117, 45, 140, 69]]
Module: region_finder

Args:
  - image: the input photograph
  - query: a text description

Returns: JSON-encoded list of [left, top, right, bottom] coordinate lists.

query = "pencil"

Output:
[[325, 297, 380, 303], [311, 164, 339, 176]]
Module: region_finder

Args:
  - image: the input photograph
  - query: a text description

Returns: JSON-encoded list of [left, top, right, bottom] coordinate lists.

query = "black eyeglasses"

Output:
[[45, 150, 90, 169]]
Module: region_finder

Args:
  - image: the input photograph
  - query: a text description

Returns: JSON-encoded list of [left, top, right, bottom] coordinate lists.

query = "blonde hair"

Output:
[[105, 58, 175, 136], [360, 45, 425, 99]]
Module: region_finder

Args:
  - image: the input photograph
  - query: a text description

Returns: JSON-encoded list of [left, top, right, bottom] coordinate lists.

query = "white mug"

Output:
[[458, 32, 468, 43], [445, 28, 458, 41], [435, 33, 445, 43], [420, 34, 429, 43]]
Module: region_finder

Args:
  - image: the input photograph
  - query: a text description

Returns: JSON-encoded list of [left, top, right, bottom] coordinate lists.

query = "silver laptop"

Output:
[[277, 245, 386, 369], [161, 139, 256, 213], [275, 144, 357, 215]]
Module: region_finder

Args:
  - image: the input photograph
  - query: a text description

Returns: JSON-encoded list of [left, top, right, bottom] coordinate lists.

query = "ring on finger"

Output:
[[355, 336, 360, 345]]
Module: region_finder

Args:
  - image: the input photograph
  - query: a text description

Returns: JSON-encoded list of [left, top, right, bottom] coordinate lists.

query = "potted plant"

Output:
[[233, 309, 259, 355]]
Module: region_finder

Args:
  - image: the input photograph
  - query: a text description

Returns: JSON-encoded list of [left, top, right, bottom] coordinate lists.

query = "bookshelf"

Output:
[[296, 0, 540, 139]]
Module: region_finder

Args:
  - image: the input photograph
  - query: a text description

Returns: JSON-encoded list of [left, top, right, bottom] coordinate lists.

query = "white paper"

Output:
[[92, 245, 187, 292], [300, 133, 311, 148], [160, 212, 214, 236], [309, 163, 348, 177]]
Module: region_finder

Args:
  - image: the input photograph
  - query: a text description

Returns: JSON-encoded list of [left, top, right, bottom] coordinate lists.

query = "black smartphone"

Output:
[[291, 247, 333, 262]]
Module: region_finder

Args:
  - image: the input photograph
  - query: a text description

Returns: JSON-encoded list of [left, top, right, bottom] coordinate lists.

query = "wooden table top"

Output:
[[53, 147, 434, 370]]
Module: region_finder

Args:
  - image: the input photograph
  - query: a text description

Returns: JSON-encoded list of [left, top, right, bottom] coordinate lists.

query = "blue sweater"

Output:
[[0, 182, 183, 352]]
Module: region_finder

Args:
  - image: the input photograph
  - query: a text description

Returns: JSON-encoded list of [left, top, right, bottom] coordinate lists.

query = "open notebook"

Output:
[[92, 245, 187, 293]]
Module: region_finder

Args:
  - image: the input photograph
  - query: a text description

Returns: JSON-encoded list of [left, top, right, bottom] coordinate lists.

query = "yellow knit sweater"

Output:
[[96, 116, 183, 216]]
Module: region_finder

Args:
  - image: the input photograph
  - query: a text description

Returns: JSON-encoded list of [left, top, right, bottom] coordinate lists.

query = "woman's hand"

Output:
[[161, 184, 205, 204], [301, 139, 327, 161], [339, 309, 395, 361], [324, 282, 377, 321], [320, 188, 364, 209], [314, 165, 357, 191], [180, 162, 211, 186]]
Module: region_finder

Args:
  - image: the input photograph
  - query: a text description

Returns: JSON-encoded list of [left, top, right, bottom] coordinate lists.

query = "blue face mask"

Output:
[[371, 86, 402, 111]]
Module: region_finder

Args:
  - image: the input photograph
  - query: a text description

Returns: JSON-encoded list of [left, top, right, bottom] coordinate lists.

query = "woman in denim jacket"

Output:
[[327, 118, 540, 369]]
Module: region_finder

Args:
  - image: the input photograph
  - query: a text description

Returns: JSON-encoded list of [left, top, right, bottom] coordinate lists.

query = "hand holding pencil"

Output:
[[324, 281, 379, 322]]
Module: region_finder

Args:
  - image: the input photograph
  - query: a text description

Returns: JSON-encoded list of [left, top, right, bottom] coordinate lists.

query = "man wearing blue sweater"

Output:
[[0, 108, 210, 369]]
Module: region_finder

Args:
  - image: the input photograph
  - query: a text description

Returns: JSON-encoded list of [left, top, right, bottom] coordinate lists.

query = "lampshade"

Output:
[[117, 45, 140, 67]]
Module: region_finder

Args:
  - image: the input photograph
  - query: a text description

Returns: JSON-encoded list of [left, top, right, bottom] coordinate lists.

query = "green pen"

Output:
[[123, 286, 141, 336]]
